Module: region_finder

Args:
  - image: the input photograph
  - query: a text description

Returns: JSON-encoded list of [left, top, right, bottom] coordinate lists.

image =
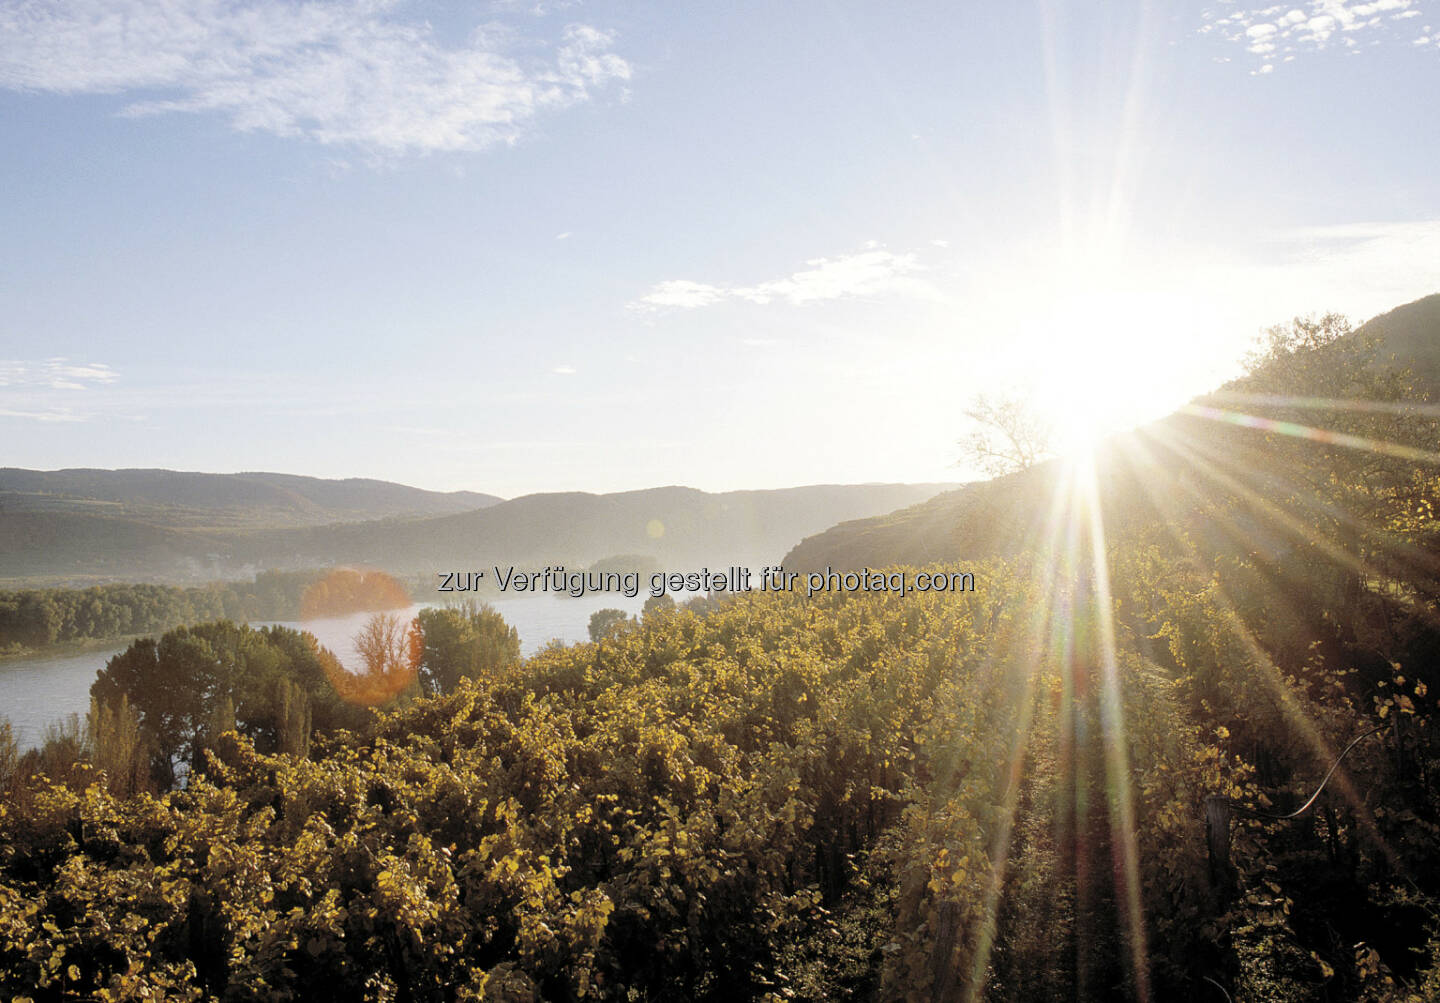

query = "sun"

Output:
[[1011, 280, 1204, 461]]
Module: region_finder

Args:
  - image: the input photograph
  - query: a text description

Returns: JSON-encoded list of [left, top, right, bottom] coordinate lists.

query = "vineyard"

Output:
[[2, 532, 1437, 999]]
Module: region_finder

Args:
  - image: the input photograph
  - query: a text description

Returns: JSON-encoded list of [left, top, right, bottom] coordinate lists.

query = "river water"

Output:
[[0, 593, 649, 750]]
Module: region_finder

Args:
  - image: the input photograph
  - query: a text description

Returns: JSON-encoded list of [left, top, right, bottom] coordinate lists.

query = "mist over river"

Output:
[[0, 592, 649, 750]]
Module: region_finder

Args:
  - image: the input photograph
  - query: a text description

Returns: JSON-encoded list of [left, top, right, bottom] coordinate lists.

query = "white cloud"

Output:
[[1200, 0, 1429, 66], [0, 407, 85, 422], [736, 250, 924, 305], [552, 364, 576, 374], [1350, 0, 1415, 16], [630, 247, 933, 313], [490, 0, 580, 15], [630, 279, 727, 311], [0, 358, 118, 390], [0, 1, 630, 155], [0, 359, 118, 422]]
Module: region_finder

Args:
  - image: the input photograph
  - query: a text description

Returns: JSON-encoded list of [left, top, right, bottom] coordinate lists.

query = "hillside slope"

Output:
[[222, 482, 960, 573], [0, 468, 501, 528], [0, 481, 958, 584]]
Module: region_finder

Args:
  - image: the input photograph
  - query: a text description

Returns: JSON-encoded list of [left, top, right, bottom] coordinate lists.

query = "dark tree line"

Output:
[[0, 571, 322, 653]]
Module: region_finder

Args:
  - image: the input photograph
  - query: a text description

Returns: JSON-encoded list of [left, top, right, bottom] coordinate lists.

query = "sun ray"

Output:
[[1106, 430, 1405, 870], [1148, 420, 1440, 628], [1180, 402, 1440, 466], [1076, 449, 1152, 1001], [1207, 391, 1440, 421], [964, 455, 1091, 998]]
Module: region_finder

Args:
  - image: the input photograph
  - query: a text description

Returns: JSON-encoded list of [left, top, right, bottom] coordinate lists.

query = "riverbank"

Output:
[[0, 633, 149, 664]]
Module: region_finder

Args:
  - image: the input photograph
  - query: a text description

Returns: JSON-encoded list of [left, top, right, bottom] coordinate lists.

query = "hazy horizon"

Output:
[[0, 464, 971, 500]]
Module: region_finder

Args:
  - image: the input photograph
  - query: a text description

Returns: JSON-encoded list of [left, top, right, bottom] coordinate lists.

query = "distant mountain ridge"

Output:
[[0, 476, 959, 585], [0, 468, 502, 529], [226, 483, 961, 574]]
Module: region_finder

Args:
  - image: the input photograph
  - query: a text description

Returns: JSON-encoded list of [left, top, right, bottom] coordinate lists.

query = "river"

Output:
[[0, 593, 649, 750]]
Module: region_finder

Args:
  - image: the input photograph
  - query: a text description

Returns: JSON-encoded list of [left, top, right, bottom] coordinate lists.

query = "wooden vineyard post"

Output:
[[1205, 796, 1235, 905]]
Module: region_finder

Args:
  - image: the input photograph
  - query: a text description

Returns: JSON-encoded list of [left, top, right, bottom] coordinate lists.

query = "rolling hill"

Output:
[[0, 468, 501, 528], [0, 480, 958, 585], [221, 483, 961, 573]]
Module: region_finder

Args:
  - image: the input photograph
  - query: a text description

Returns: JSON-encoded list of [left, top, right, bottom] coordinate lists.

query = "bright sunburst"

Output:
[[1015, 279, 1207, 462]]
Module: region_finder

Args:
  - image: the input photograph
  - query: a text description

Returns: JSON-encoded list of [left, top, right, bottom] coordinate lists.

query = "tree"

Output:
[[326, 611, 423, 707], [414, 602, 521, 696], [88, 694, 149, 796], [276, 679, 312, 758], [91, 630, 218, 786], [258, 624, 367, 735], [0, 718, 18, 800], [588, 607, 634, 642], [642, 594, 676, 622], [353, 612, 415, 677], [91, 621, 371, 787], [1241, 311, 1353, 378], [958, 393, 1053, 477], [29, 714, 87, 787]]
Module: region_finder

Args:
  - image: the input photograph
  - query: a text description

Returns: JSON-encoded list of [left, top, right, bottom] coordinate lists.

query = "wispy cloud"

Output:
[[0, 407, 86, 422], [632, 279, 727, 311], [629, 247, 933, 313], [0, 1, 630, 155], [1256, 220, 1440, 309], [490, 0, 580, 15], [0, 358, 118, 422], [1200, 1, 1432, 71], [0, 358, 118, 391]]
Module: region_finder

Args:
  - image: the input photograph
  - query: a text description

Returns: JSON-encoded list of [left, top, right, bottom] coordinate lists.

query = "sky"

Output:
[[2, 0, 1438, 497]]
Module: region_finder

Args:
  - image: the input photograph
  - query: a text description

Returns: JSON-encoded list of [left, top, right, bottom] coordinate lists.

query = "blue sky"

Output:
[[2, 0, 1438, 496]]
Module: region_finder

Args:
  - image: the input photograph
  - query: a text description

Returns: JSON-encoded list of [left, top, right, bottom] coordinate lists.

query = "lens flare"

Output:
[[301, 568, 420, 706]]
